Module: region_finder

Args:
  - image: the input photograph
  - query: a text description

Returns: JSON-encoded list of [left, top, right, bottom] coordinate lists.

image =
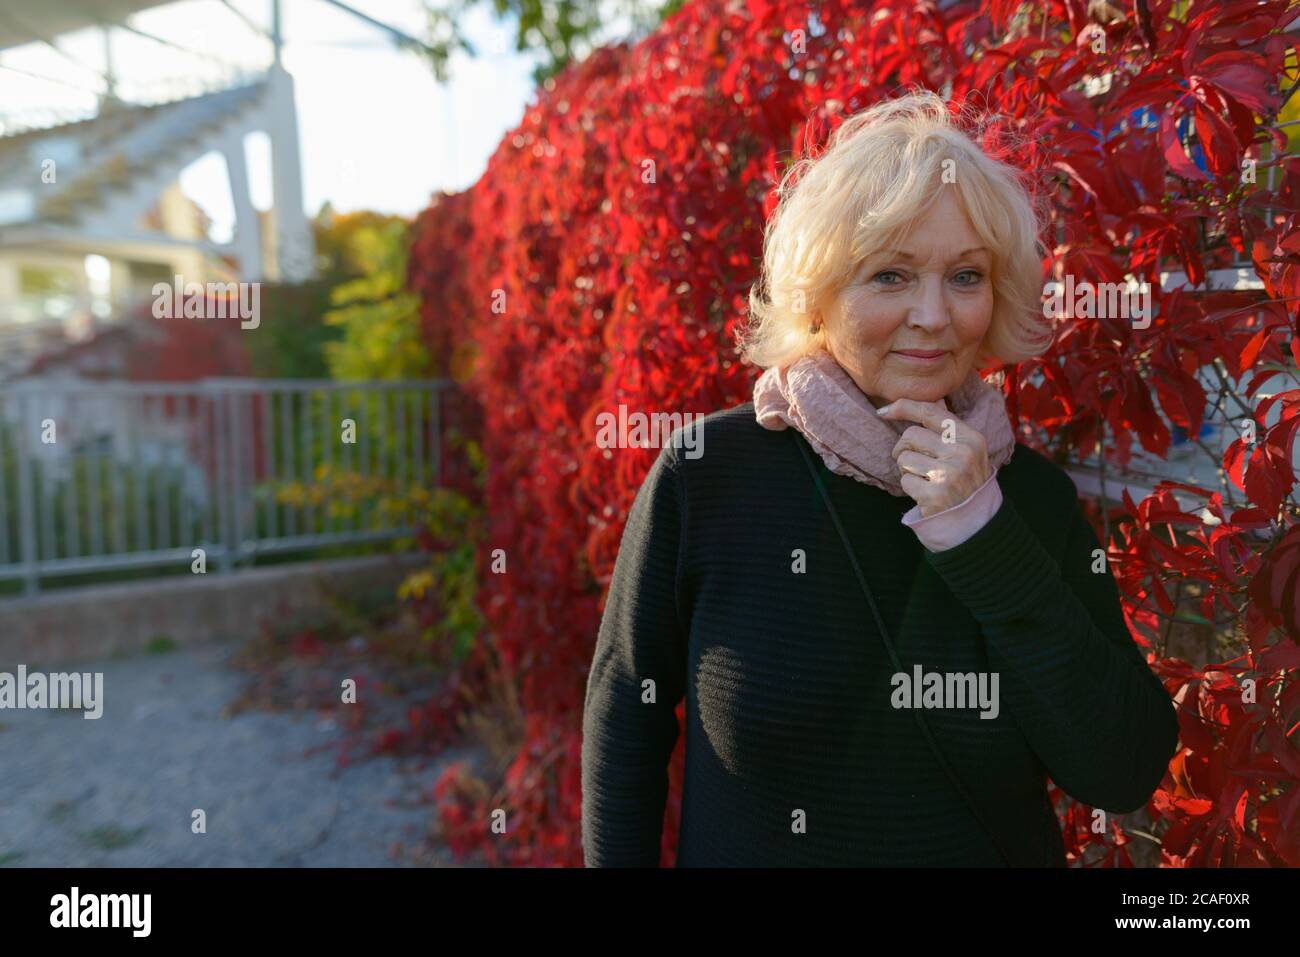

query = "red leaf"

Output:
[[1239, 328, 1271, 374], [1195, 52, 1276, 113], [1250, 526, 1300, 641], [1193, 101, 1239, 177], [1161, 107, 1206, 181]]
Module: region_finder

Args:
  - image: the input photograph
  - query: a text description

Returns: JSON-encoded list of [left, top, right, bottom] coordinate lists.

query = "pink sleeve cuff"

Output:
[[901, 471, 1003, 552]]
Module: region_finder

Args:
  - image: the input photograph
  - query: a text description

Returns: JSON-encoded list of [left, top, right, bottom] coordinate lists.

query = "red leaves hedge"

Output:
[[408, 0, 1300, 866]]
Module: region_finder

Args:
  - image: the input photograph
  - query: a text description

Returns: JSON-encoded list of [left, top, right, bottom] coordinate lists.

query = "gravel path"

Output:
[[0, 642, 483, 867]]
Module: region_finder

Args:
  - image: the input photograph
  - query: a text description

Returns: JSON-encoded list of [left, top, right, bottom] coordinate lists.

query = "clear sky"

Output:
[[0, 0, 545, 231]]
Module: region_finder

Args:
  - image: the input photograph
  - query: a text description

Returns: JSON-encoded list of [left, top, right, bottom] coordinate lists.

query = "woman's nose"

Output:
[[905, 276, 950, 331]]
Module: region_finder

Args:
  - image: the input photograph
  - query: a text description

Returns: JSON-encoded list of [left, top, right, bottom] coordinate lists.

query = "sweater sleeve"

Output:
[[581, 443, 688, 866], [923, 483, 1180, 814]]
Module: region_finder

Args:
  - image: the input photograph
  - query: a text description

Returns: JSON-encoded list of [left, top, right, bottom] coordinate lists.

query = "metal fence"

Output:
[[0, 378, 449, 596]]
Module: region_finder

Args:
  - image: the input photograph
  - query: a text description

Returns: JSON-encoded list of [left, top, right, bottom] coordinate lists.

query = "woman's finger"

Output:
[[892, 425, 944, 460], [876, 397, 951, 433], [880, 398, 979, 448], [897, 450, 949, 484]]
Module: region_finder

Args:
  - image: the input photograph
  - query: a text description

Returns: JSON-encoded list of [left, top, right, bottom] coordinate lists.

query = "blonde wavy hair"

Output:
[[740, 91, 1052, 370]]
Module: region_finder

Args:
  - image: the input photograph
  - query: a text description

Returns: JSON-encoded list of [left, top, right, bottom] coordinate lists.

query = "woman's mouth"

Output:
[[891, 349, 948, 364]]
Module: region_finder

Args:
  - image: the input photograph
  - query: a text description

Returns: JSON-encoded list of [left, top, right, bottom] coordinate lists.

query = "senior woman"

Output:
[[580, 92, 1180, 867]]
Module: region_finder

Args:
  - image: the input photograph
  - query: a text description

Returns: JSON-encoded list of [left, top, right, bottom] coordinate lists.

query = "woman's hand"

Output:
[[878, 397, 992, 517]]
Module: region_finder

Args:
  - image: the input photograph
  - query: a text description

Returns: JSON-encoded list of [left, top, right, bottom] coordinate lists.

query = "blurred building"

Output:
[[0, 0, 313, 379]]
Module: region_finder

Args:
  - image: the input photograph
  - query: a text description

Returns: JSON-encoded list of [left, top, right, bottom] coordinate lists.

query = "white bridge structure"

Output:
[[0, 0, 435, 379], [0, 1, 314, 377]]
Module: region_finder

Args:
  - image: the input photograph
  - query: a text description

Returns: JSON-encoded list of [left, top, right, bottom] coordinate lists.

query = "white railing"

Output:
[[0, 377, 449, 596], [0, 68, 267, 139]]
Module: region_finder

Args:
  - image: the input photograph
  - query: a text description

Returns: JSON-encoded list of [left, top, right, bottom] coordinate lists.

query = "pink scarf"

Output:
[[752, 348, 1016, 497]]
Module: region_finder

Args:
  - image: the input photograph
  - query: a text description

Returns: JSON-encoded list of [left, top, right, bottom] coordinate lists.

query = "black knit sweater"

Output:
[[580, 402, 1180, 867]]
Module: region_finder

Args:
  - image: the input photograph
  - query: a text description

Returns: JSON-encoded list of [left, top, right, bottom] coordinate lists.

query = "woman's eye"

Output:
[[872, 270, 905, 285], [952, 269, 984, 285]]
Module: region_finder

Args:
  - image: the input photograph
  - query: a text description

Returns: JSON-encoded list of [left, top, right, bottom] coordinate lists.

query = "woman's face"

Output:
[[819, 190, 994, 407]]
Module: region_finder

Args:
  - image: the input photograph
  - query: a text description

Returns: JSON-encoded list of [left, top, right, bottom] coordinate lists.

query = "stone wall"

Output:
[[0, 554, 423, 667]]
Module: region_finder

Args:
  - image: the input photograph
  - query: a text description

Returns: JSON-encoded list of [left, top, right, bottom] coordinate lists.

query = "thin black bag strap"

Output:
[[791, 430, 1021, 867]]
